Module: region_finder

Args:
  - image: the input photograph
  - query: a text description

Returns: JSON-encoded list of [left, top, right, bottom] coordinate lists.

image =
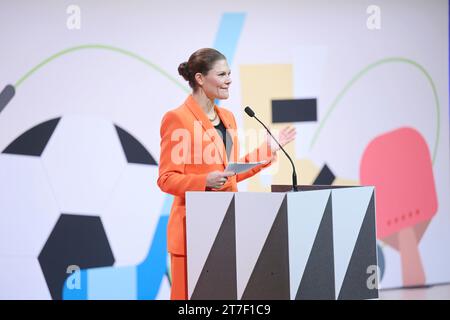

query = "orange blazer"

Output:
[[157, 95, 277, 255]]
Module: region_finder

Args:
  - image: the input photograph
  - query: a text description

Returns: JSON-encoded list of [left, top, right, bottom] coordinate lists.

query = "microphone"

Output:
[[244, 106, 298, 192]]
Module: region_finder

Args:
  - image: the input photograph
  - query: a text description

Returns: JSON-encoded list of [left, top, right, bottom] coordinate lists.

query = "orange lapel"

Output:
[[185, 95, 227, 167]]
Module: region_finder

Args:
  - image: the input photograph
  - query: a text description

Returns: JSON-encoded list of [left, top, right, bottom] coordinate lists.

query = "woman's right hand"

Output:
[[206, 171, 235, 189]]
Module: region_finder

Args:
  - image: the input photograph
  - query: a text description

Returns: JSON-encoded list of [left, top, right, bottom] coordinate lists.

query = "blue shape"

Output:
[[213, 12, 246, 67], [161, 195, 173, 281], [137, 214, 169, 299], [62, 269, 88, 300], [88, 266, 137, 300], [213, 12, 246, 106], [160, 194, 174, 217]]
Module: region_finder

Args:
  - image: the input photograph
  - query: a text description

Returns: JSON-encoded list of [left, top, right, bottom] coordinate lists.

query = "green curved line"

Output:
[[14, 44, 190, 93], [309, 57, 440, 164]]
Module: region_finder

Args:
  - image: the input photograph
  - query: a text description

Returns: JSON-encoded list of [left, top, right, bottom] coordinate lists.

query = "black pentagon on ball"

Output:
[[2, 118, 60, 157], [114, 124, 157, 165], [38, 214, 115, 300]]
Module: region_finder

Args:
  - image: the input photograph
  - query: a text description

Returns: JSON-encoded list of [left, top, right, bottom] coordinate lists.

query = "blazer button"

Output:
[[211, 136, 215, 141]]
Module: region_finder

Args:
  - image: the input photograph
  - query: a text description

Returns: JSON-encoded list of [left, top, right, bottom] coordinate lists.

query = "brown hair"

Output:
[[178, 48, 226, 90]]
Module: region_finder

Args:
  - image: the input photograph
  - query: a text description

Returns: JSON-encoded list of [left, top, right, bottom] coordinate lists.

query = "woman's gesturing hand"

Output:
[[206, 171, 235, 189], [267, 125, 297, 153]]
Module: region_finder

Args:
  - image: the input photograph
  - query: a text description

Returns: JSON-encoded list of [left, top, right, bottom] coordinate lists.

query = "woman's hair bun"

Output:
[[178, 62, 190, 81]]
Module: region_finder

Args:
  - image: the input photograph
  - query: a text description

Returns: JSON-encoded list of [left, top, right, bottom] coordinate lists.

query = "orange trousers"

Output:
[[170, 254, 188, 300]]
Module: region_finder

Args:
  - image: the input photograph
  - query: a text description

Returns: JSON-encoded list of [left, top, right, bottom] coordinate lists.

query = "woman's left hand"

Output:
[[267, 125, 297, 153]]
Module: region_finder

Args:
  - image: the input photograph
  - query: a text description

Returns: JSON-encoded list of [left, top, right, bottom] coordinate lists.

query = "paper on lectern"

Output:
[[225, 161, 267, 174]]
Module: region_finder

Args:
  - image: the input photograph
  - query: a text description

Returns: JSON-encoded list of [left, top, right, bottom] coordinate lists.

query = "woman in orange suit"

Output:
[[157, 48, 296, 300]]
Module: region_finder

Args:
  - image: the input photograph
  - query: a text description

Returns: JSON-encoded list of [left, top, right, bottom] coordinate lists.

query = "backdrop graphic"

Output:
[[0, 0, 449, 299]]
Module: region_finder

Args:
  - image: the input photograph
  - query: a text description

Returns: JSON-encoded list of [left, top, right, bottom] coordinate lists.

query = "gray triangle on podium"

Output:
[[295, 194, 335, 299], [241, 197, 290, 300], [338, 191, 378, 300], [190, 197, 237, 299]]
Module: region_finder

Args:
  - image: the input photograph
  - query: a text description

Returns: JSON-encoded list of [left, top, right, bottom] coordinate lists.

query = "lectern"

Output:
[[186, 185, 378, 300]]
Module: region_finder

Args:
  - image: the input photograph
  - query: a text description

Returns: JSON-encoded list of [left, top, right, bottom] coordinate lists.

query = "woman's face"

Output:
[[197, 59, 232, 100]]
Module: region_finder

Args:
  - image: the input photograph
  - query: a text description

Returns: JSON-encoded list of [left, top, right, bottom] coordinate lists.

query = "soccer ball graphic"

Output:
[[0, 114, 167, 299]]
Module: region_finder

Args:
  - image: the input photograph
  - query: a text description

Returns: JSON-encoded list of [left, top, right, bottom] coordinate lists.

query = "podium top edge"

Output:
[[185, 185, 375, 195]]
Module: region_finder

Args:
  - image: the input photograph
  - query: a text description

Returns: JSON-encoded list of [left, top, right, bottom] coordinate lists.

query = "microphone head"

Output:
[[244, 106, 255, 117]]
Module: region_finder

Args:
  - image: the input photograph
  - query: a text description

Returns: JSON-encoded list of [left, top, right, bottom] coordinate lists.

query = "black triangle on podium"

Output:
[[241, 197, 290, 300], [190, 197, 237, 299], [338, 192, 378, 300], [296, 194, 335, 300]]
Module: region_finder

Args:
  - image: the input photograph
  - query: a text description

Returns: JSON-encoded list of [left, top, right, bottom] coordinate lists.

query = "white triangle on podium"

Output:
[[287, 190, 331, 299], [332, 187, 374, 297], [186, 192, 234, 298]]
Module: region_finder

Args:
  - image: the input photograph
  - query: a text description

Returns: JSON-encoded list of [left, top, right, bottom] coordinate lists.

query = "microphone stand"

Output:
[[252, 115, 298, 192]]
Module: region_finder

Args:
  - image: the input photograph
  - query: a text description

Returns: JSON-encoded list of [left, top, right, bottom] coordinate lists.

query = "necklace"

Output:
[[208, 111, 218, 122]]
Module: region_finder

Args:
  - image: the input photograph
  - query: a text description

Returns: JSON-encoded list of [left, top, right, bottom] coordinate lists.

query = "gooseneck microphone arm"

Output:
[[244, 106, 298, 192]]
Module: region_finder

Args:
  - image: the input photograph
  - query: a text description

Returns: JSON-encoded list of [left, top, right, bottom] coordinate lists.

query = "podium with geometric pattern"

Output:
[[186, 185, 378, 300]]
